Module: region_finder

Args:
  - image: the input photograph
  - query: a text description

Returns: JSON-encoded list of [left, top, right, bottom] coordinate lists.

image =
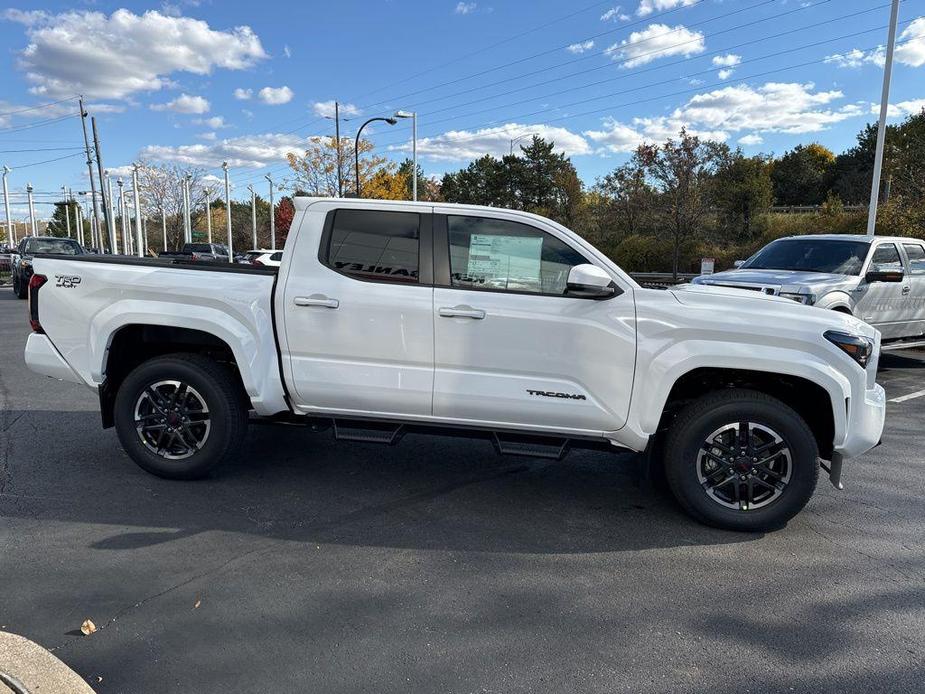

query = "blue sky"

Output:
[[0, 0, 923, 220]]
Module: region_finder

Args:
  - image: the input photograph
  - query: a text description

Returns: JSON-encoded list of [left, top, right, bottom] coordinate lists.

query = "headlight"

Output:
[[824, 330, 874, 369], [780, 292, 814, 305]]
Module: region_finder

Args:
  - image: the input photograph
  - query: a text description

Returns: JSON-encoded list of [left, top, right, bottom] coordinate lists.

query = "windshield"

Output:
[[28, 238, 82, 255], [742, 238, 870, 275]]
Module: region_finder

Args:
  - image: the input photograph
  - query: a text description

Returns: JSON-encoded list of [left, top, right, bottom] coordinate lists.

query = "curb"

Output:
[[0, 632, 95, 693]]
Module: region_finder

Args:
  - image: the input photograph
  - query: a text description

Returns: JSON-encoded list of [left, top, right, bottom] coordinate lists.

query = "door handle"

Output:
[[294, 295, 339, 309], [439, 306, 485, 320], [902, 286, 911, 294]]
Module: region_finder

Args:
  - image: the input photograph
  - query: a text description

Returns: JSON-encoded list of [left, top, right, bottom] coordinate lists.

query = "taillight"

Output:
[[28, 273, 47, 333]]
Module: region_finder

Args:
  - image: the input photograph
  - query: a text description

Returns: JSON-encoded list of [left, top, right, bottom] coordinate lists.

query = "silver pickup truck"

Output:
[[693, 234, 925, 344]]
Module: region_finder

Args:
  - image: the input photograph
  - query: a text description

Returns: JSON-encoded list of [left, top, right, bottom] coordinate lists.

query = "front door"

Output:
[[281, 205, 435, 417], [855, 242, 910, 340], [431, 211, 636, 435]]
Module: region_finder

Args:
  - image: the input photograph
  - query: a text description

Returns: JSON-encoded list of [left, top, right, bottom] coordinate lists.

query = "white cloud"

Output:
[[8, 9, 267, 100], [874, 99, 925, 118], [636, 0, 698, 18], [717, 68, 734, 80], [391, 123, 590, 161], [600, 7, 622, 21], [150, 93, 210, 114], [258, 85, 293, 105], [198, 131, 217, 141], [283, 44, 291, 58], [606, 23, 705, 67], [1, 9, 48, 25], [585, 81, 865, 152], [566, 40, 595, 54], [233, 88, 252, 100], [455, 2, 477, 15], [738, 133, 763, 146], [141, 133, 311, 168], [712, 53, 741, 67], [312, 100, 361, 118], [194, 115, 228, 129], [825, 18, 925, 70]]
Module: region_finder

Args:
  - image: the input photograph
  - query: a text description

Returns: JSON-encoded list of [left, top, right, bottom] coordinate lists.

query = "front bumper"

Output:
[[835, 382, 886, 459], [24, 333, 84, 385]]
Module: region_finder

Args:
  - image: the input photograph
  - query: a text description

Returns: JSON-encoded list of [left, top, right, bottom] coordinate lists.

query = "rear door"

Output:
[[430, 210, 636, 434], [856, 242, 910, 339], [281, 204, 435, 417], [901, 241, 925, 338]]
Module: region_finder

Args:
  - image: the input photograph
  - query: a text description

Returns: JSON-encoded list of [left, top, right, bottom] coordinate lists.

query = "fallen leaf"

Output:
[[194, 598, 201, 609], [80, 619, 97, 636]]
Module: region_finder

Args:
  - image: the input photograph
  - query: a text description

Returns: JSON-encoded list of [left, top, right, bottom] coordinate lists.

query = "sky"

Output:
[[0, 0, 923, 222]]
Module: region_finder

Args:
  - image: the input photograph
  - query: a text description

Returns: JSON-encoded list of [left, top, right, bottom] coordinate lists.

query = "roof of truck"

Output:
[[776, 234, 921, 244]]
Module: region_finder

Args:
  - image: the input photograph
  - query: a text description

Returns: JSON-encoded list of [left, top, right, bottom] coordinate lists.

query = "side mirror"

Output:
[[865, 269, 904, 283], [733, 260, 745, 268], [566, 264, 617, 299]]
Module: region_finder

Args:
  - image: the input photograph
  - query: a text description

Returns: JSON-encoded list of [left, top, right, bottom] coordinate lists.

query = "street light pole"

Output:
[[204, 187, 212, 243], [132, 163, 143, 256], [265, 175, 275, 250], [78, 97, 102, 246], [26, 183, 36, 236], [106, 173, 118, 254], [2, 166, 11, 246], [395, 111, 417, 201], [161, 206, 167, 251], [182, 174, 192, 244], [335, 101, 342, 197], [222, 162, 233, 263], [117, 178, 128, 255], [61, 185, 71, 237], [866, 0, 901, 237], [354, 116, 397, 197], [247, 184, 257, 250]]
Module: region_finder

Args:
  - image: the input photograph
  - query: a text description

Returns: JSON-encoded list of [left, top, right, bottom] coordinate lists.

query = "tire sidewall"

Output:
[[114, 357, 237, 479], [666, 396, 818, 532]]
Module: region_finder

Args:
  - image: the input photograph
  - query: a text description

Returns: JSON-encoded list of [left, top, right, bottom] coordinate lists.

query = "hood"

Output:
[[694, 268, 854, 290]]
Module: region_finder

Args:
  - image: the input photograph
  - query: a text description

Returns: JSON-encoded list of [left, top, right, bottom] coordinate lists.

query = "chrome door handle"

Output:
[[439, 306, 485, 319], [902, 286, 911, 294], [294, 295, 339, 309]]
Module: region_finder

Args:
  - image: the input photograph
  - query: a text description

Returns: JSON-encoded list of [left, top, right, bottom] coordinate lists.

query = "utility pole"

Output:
[[106, 173, 118, 254], [867, 0, 901, 236], [204, 187, 212, 243], [132, 164, 143, 256], [2, 166, 11, 246], [266, 175, 275, 250], [161, 206, 167, 251], [247, 185, 257, 249], [26, 183, 36, 236], [222, 162, 233, 262], [75, 201, 83, 246], [117, 178, 128, 255], [60, 186, 71, 237], [78, 97, 102, 245], [91, 116, 112, 253], [335, 101, 342, 197], [182, 174, 191, 244]]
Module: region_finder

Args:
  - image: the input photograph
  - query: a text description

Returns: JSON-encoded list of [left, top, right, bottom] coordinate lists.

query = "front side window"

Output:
[[902, 243, 925, 275], [870, 243, 903, 273], [325, 209, 420, 284], [447, 216, 588, 295]]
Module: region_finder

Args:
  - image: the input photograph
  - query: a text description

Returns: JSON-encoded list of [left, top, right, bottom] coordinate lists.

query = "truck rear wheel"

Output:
[[663, 389, 819, 532], [113, 353, 248, 480]]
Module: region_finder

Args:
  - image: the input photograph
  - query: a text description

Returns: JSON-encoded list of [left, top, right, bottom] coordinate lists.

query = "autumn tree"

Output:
[[593, 160, 655, 238], [770, 143, 835, 206], [133, 161, 211, 252], [636, 129, 725, 279], [275, 196, 295, 246], [287, 136, 396, 198], [712, 149, 773, 241]]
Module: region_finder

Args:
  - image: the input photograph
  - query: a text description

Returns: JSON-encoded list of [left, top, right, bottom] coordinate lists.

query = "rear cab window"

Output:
[[322, 209, 421, 284], [902, 243, 925, 275]]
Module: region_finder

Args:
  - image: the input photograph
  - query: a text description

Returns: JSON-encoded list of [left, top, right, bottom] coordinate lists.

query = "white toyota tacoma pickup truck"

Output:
[[23, 198, 886, 531]]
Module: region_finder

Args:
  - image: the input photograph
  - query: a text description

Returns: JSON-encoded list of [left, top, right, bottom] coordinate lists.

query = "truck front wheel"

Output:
[[113, 353, 248, 479], [663, 389, 819, 532]]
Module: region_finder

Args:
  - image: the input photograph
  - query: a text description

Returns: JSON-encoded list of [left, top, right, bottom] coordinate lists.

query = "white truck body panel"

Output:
[[28, 198, 885, 462]]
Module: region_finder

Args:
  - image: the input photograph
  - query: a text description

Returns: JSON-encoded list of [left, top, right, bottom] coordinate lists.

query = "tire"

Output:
[[113, 353, 248, 480], [663, 389, 819, 532], [14, 272, 27, 299]]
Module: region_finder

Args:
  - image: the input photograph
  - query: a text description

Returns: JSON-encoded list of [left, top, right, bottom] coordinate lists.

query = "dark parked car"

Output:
[[158, 242, 230, 263], [12, 236, 84, 299]]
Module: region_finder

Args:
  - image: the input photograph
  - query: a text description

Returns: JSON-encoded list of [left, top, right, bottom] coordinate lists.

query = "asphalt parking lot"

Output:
[[1, 288, 923, 693]]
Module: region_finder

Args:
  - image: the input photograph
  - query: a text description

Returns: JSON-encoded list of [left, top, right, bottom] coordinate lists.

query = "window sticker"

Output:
[[466, 234, 544, 291]]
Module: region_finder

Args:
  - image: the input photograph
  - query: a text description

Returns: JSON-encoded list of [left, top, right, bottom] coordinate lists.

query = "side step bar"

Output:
[[881, 339, 925, 352], [333, 420, 405, 445]]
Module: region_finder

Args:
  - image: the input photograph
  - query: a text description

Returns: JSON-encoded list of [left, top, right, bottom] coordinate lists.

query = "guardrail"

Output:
[[630, 272, 698, 288]]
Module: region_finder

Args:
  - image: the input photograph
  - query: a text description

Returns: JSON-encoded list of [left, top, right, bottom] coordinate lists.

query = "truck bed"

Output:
[[39, 253, 278, 275]]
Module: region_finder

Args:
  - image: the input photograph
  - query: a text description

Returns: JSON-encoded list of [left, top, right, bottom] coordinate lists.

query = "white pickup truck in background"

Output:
[[23, 198, 886, 531]]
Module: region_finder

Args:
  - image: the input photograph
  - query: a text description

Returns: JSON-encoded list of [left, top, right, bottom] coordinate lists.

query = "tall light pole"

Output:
[[161, 206, 167, 251], [2, 166, 11, 246], [91, 116, 112, 253], [204, 187, 212, 243], [132, 163, 143, 256], [117, 178, 129, 255], [265, 175, 275, 250], [354, 116, 397, 197], [866, 0, 901, 237], [247, 184, 257, 249], [182, 174, 192, 244], [60, 186, 71, 237], [78, 97, 102, 245], [395, 110, 417, 201], [222, 162, 233, 263], [106, 173, 118, 254], [75, 200, 83, 246], [26, 183, 36, 236]]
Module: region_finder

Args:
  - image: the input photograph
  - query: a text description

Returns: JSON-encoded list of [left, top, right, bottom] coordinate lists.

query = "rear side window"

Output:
[[870, 243, 903, 273], [324, 209, 420, 284], [446, 215, 588, 295], [270, 252, 283, 261], [903, 243, 925, 275]]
